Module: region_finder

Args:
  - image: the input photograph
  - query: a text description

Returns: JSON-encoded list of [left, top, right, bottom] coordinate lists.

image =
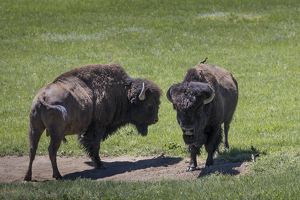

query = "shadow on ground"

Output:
[[63, 155, 183, 180], [197, 160, 246, 177], [196, 147, 256, 177]]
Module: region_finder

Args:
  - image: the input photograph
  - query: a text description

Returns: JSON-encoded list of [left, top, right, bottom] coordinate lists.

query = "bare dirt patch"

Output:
[[0, 155, 251, 183]]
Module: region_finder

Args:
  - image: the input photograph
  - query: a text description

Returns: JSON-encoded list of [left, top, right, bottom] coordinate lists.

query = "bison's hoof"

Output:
[[186, 167, 196, 172], [96, 165, 107, 170], [204, 165, 210, 169], [24, 175, 32, 181], [53, 174, 63, 180], [205, 163, 211, 168]]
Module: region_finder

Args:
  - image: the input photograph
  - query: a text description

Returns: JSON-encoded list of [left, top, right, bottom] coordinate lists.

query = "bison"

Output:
[[166, 61, 238, 171], [24, 62, 162, 181]]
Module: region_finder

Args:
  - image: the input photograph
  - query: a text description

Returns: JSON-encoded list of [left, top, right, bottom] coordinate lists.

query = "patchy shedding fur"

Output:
[[24, 62, 162, 181], [167, 63, 238, 171]]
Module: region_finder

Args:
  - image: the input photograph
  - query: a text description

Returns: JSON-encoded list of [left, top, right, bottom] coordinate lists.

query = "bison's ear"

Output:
[[192, 82, 215, 104], [166, 85, 173, 103], [195, 83, 215, 105], [203, 85, 215, 104]]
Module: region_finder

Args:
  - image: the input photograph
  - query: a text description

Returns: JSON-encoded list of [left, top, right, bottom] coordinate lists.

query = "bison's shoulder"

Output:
[[192, 64, 236, 87], [184, 64, 218, 85], [52, 62, 131, 88], [194, 64, 228, 77]]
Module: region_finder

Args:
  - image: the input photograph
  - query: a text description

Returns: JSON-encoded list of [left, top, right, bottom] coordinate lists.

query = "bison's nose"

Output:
[[182, 126, 195, 136], [154, 118, 159, 124]]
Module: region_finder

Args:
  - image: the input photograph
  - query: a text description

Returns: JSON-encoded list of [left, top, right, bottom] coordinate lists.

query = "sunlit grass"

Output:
[[0, 0, 300, 199]]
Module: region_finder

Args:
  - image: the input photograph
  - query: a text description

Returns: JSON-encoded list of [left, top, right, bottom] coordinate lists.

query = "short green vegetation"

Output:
[[0, 0, 299, 199]]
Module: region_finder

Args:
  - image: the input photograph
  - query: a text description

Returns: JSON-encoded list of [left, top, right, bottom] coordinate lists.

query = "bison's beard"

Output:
[[183, 130, 207, 147], [135, 124, 148, 136], [195, 133, 207, 147]]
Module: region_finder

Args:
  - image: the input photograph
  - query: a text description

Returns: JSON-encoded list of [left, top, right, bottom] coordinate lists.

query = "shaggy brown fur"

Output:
[[24, 62, 162, 181], [167, 64, 238, 171]]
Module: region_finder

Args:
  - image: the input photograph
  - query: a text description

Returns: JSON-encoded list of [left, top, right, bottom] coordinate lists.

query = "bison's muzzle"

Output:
[[182, 126, 198, 145], [181, 126, 195, 136]]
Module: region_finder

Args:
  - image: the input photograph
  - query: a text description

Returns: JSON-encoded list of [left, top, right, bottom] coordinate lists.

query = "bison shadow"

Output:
[[197, 160, 245, 177], [63, 155, 183, 180], [197, 147, 255, 177]]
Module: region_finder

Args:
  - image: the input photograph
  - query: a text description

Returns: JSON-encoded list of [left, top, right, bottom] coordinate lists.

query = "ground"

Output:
[[0, 155, 251, 182]]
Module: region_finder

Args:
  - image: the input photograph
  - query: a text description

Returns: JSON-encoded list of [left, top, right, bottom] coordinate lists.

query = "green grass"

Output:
[[1, 0, 300, 199], [1, 165, 300, 199]]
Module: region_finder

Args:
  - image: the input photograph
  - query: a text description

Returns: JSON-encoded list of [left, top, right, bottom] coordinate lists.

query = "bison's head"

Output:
[[166, 82, 215, 146], [129, 79, 162, 136]]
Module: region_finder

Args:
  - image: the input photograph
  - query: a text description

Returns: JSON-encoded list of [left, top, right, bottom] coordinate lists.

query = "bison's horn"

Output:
[[203, 85, 215, 105], [139, 82, 146, 101], [166, 86, 173, 103]]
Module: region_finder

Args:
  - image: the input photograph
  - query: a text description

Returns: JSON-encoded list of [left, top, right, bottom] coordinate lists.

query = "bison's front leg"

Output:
[[79, 125, 106, 169], [223, 122, 230, 151], [91, 141, 106, 170], [204, 126, 222, 167], [186, 145, 200, 172]]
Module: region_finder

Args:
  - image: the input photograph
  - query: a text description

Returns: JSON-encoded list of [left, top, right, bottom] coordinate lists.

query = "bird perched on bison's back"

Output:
[[24, 62, 162, 181], [200, 57, 208, 64], [166, 60, 238, 171]]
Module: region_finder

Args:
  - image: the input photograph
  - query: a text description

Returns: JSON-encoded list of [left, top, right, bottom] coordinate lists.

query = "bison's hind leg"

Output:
[[24, 121, 45, 181], [223, 122, 230, 151], [47, 127, 66, 180]]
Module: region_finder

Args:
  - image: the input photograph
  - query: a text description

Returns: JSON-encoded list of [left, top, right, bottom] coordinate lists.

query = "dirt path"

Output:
[[0, 155, 251, 183]]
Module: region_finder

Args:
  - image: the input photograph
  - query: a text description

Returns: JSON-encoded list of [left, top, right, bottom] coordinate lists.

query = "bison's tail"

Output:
[[38, 94, 67, 120]]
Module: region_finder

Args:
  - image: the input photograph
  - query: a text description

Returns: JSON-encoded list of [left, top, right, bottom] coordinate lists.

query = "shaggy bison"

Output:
[[24, 62, 162, 181], [166, 61, 238, 171]]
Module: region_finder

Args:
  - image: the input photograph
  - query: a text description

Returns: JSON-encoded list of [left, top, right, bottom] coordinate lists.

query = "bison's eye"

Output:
[[146, 103, 153, 111]]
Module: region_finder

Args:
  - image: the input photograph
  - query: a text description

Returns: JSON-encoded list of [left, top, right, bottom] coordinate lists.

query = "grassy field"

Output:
[[1, 0, 300, 199]]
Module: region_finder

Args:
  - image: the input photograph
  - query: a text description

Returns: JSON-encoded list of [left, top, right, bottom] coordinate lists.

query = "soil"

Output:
[[0, 155, 251, 183]]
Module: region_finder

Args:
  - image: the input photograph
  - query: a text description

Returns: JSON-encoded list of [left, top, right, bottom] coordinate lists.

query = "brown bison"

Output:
[[166, 62, 238, 171], [24, 62, 162, 181]]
